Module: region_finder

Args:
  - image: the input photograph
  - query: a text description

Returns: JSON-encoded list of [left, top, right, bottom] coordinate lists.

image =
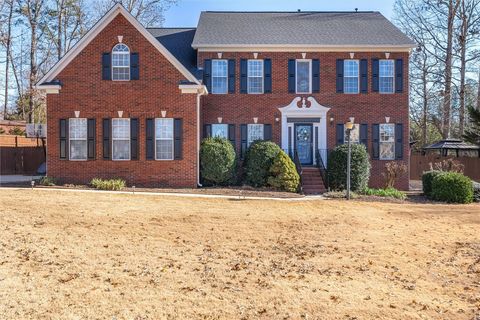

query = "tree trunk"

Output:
[[477, 68, 480, 110], [458, 5, 467, 136], [3, 0, 14, 120], [422, 64, 428, 146]]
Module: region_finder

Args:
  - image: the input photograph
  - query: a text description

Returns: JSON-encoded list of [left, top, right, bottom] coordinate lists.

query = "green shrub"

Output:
[[200, 137, 236, 185], [431, 172, 473, 204], [267, 150, 300, 192], [362, 187, 406, 200], [38, 176, 56, 186], [327, 144, 371, 191], [244, 141, 282, 187], [473, 182, 480, 203], [422, 170, 441, 197], [90, 178, 126, 191]]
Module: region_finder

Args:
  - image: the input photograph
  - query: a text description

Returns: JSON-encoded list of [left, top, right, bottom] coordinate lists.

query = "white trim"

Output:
[[194, 45, 415, 52], [179, 84, 208, 94], [37, 4, 200, 86], [34, 84, 61, 94], [295, 59, 312, 94]]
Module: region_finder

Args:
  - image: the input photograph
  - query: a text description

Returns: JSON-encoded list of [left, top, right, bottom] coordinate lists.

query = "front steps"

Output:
[[301, 167, 327, 195]]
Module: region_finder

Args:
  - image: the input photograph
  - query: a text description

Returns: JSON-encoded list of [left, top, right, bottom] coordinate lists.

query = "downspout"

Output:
[[196, 87, 206, 187]]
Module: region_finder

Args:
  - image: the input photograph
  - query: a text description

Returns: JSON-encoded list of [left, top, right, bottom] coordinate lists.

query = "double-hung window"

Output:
[[112, 118, 130, 160], [112, 44, 130, 81], [296, 60, 311, 94], [155, 118, 174, 160], [344, 60, 359, 94], [212, 124, 228, 139], [247, 124, 264, 147], [379, 60, 394, 93], [69, 118, 87, 160], [380, 123, 395, 160], [344, 124, 360, 144], [212, 60, 228, 94], [247, 60, 264, 94]]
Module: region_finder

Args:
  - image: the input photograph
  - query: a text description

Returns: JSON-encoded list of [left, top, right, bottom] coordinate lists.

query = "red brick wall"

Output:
[[47, 14, 198, 187], [198, 51, 410, 190]]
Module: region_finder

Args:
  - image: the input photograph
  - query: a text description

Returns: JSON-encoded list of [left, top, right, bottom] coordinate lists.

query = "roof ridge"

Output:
[[202, 11, 380, 13]]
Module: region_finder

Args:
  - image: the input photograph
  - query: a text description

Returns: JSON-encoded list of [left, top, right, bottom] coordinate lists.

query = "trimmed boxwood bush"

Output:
[[422, 170, 441, 197], [431, 172, 473, 204], [267, 150, 300, 192], [244, 141, 281, 187], [327, 144, 371, 191], [200, 137, 236, 185]]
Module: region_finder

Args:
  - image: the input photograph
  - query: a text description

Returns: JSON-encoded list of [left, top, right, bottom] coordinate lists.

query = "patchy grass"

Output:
[[361, 187, 407, 200], [0, 189, 479, 319]]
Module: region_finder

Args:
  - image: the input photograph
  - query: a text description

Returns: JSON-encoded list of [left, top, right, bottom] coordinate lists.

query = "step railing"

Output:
[[293, 149, 303, 193], [315, 149, 329, 190]]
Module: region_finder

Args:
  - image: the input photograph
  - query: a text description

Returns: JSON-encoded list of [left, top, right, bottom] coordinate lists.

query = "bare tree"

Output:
[[0, 0, 15, 119]]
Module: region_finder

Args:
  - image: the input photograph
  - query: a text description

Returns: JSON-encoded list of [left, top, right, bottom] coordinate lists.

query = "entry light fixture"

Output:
[[329, 115, 334, 125], [275, 117, 280, 122], [345, 121, 354, 131]]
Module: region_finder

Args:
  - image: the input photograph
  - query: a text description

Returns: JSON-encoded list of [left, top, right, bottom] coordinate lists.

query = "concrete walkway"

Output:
[[0, 175, 43, 184]]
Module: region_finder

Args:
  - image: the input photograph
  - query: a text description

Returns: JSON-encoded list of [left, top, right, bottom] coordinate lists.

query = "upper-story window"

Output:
[[112, 44, 130, 81], [379, 60, 394, 93], [212, 59, 228, 94], [296, 59, 311, 94], [344, 60, 359, 94], [248, 60, 264, 94], [69, 118, 87, 160]]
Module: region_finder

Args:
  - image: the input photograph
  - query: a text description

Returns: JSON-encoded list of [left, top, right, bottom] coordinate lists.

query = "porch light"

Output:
[[329, 116, 334, 125], [345, 121, 354, 131]]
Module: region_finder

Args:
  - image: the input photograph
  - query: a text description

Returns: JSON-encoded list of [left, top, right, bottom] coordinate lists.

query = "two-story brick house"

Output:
[[36, 4, 415, 191]]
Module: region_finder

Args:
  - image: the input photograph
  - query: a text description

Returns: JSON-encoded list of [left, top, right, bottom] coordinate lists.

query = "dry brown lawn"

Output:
[[0, 188, 479, 320]]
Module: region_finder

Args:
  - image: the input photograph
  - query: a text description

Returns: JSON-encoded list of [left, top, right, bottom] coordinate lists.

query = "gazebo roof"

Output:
[[424, 139, 480, 150]]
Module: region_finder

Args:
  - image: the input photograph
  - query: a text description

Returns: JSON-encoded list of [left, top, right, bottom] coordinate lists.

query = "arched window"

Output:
[[112, 43, 130, 81]]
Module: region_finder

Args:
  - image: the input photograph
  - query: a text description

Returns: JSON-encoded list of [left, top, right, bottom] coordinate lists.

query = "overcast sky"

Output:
[[163, 0, 396, 27]]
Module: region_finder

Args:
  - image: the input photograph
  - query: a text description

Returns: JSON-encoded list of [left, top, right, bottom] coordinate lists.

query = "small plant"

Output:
[[430, 159, 464, 173], [328, 144, 371, 192], [362, 187, 406, 200], [431, 172, 473, 204], [382, 162, 407, 189], [8, 127, 25, 136], [38, 176, 56, 186], [243, 141, 282, 187], [267, 150, 300, 192], [90, 178, 126, 191], [200, 137, 237, 185], [422, 170, 441, 197], [323, 190, 359, 199]]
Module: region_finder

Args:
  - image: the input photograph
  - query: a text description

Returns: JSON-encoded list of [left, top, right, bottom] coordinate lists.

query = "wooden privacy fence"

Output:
[[0, 135, 46, 175], [410, 153, 480, 181]]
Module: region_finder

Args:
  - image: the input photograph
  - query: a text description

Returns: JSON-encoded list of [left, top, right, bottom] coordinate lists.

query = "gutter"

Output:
[[196, 87, 207, 187]]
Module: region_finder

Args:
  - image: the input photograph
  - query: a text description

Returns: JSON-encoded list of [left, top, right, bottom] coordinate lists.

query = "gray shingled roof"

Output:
[[192, 11, 415, 48], [147, 28, 201, 79], [424, 139, 480, 150]]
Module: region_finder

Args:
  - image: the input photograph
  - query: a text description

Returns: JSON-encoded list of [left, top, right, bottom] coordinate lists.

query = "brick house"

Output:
[[36, 4, 415, 191]]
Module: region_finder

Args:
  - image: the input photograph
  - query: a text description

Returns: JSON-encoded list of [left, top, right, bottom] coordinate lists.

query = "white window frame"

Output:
[[247, 124, 264, 147], [69, 118, 88, 161], [211, 59, 228, 94], [112, 118, 131, 161], [212, 124, 229, 139], [379, 59, 395, 94], [379, 123, 395, 160], [344, 124, 360, 144], [344, 59, 360, 94], [247, 59, 264, 94], [295, 59, 312, 94], [155, 118, 174, 161], [112, 43, 130, 81]]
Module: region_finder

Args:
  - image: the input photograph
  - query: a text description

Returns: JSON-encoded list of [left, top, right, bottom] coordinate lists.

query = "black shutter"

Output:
[[360, 124, 368, 149], [130, 118, 139, 160], [372, 58, 379, 92], [240, 124, 247, 159], [59, 119, 68, 159], [130, 53, 139, 80], [264, 124, 272, 141], [264, 59, 272, 93], [228, 59, 235, 93], [203, 124, 212, 138], [336, 59, 344, 93], [87, 119, 96, 159], [360, 59, 368, 93], [228, 124, 236, 147], [336, 124, 344, 145], [395, 123, 403, 159], [395, 59, 404, 93], [288, 59, 296, 93], [203, 59, 212, 92], [174, 118, 183, 160], [240, 59, 247, 93], [102, 118, 111, 159], [146, 118, 154, 160], [312, 59, 320, 93], [102, 53, 111, 80], [372, 124, 380, 159]]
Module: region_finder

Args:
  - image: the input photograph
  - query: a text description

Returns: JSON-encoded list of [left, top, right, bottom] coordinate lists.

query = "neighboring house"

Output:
[[36, 4, 415, 191]]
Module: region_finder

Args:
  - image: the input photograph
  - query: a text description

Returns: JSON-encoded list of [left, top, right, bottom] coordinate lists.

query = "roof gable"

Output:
[[38, 4, 200, 85]]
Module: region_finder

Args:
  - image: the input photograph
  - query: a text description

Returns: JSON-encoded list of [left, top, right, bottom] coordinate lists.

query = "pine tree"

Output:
[[463, 106, 480, 145]]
